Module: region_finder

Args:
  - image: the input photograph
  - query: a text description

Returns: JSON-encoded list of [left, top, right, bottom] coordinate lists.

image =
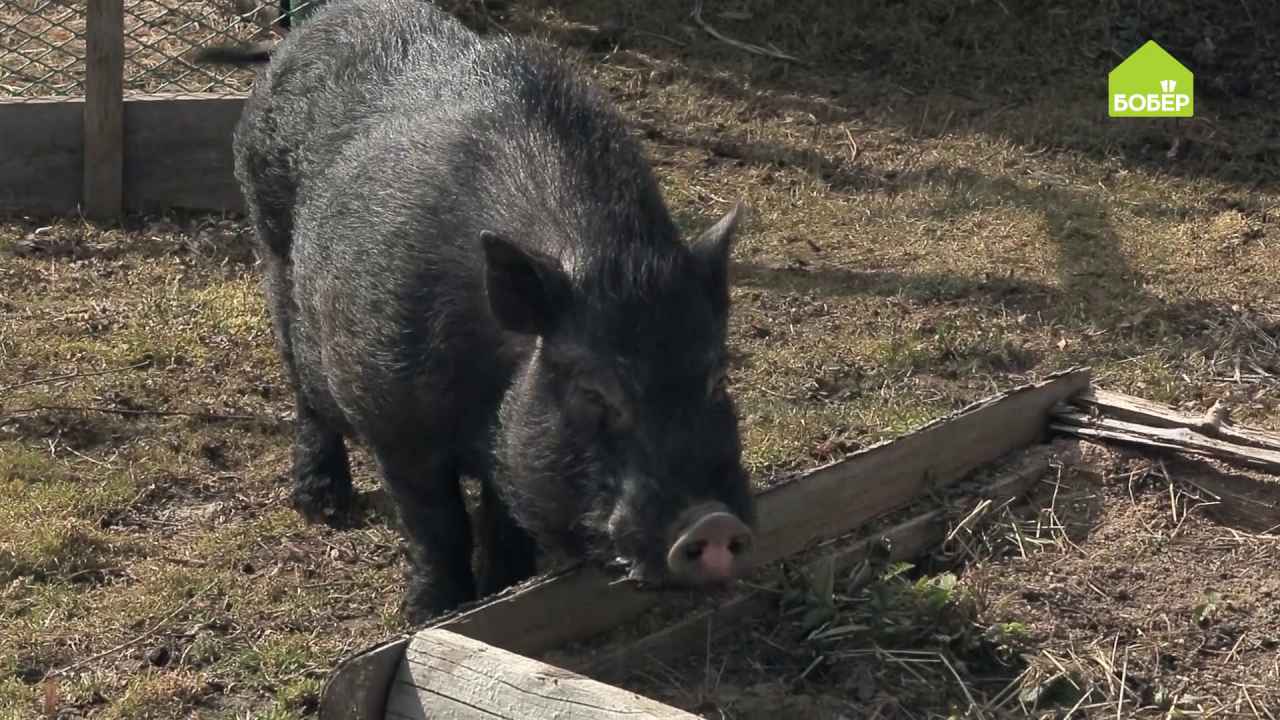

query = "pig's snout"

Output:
[[666, 510, 754, 584]]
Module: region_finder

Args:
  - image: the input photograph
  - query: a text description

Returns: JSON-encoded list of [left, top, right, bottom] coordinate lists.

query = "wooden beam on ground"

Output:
[[1055, 390, 1280, 531], [315, 637, 405, 720], [319, 368, 1090, 720], [83, 0, 124, 220], [745, 369, 1085, 569], [383, 630, 698, 720], [582, 441, 1063, 681], [1074, 389, 1280, 454], [0, 95, 245, 215], [1052, 411, 1280, 473]]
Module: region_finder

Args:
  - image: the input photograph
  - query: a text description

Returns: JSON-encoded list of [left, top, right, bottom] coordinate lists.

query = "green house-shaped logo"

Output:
[[1108, 40, 1193, 117]]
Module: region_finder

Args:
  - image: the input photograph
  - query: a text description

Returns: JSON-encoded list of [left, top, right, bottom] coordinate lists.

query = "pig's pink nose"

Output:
[[667, 511, 754, 584]]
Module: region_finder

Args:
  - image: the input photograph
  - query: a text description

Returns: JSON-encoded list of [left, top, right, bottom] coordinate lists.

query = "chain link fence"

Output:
[[1, 0, 321, 98]]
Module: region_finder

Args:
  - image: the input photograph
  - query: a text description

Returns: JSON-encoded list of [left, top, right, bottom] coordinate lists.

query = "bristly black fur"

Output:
[[227, 0, 755, 624]]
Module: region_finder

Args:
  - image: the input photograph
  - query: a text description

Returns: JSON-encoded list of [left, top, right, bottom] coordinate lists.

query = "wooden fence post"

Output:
[[84, 0, 124, 220]]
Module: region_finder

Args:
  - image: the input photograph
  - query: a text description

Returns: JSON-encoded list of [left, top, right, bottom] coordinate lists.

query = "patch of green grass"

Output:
[[188, 508, 305, 565], [2, 260, 268, 372], [272, 675, 323, 715], [0, 450, 140, 581], [738, 394, 952, 475], [0, 453, 136, 517], [0, 677, 35, 719], [0, 445, 76, 484], [231, 634, 316, 686], [100, 671, 206, 720], [190, 278, 275, 361], [0, 521, 129, 581], [873, 315, 1037, 377], [1096, 352, 1189, 406]]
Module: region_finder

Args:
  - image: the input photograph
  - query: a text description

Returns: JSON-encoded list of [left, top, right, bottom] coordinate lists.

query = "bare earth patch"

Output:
[[971, 451, 1280, 714], [603, 440, 1280, 718]]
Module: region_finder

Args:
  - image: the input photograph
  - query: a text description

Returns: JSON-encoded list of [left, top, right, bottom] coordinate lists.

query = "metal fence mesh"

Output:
[[1, 0, 86, 96], [0, 0, 320, 98]]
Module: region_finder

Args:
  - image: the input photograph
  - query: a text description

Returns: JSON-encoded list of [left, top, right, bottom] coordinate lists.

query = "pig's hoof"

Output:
[[402, 574, 477, 624], [290, 479, 353, 527]]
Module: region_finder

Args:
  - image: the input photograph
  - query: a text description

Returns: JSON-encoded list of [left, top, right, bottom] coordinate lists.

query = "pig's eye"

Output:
[[580, 387, 609, 411], [574, 385, 622, 428]]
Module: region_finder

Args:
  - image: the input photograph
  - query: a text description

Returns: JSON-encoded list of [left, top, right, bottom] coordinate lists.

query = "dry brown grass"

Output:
[[616, 442, 1280, 719], [2, 0, 1280, 717], [958, 444, 1280, 718]]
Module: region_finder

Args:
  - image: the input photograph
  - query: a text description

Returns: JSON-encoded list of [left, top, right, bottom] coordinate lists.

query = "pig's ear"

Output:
[[481, 231, 572, 336], [690, 202, 743, 301]]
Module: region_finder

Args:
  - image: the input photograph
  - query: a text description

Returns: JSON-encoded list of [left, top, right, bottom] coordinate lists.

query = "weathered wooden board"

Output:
[[83, 0, 124, 220], [1074, 388, 1280, 453], [0, 94, 245, 215], [417, 369, 1089, 657], [747, 370, 1085, 568], [384, 630, 698, 720], [315, 638, 406, 720], [319, 368, 1090, 719], [581, 442, 1062, 681], [1053, 411, 1280, 473], [1056, 390, 1280, 530]]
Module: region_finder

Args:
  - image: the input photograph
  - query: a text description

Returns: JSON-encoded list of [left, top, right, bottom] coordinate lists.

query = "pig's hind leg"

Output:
[[237, 108, 356, 526], [286, 383, 354, 525], [258, 245, 355, 526]]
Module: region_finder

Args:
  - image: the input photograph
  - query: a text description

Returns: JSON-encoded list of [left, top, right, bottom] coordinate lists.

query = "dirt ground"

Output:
[[608, 440, 1280, 719], [3, 0, 1280, 718]]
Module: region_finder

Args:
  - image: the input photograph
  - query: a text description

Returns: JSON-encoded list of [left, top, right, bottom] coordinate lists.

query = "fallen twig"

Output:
[[1, 404, 275, 424], [690, 0, 800, 63], [633, 29, 687, 47], [0, 360, 152, 394], [844, 127, 860, 164]]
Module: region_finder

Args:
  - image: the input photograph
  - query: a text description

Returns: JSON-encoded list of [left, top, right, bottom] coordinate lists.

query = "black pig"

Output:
[[198, 0, 757, 622]]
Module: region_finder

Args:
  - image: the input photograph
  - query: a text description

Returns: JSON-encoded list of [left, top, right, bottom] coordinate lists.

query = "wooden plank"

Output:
[[1163, 455, 1280, 532], [584, 513, 942, 682], [1053, 411, 1280, 473], [582, 442, 1061, 681], [0, 95, 246, 215], [83, 0, 124, 220], [318, 368, 1089, 717], [383, 630, 698, 720], [0, 99, 82, 214], [1074, 389, 1280, 453], [122, 94, 245, 213], [746, 368, 1088, 568], [315, 637, 406, 720], [429, 368, 1088, 656]]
